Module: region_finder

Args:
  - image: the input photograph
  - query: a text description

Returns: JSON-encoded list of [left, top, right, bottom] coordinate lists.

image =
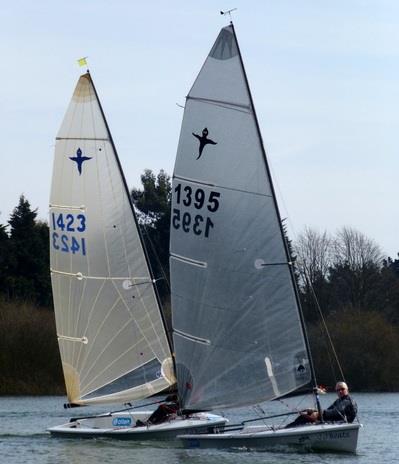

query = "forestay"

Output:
[[170, 25, 311, 411], [50, 73, 174, 405]]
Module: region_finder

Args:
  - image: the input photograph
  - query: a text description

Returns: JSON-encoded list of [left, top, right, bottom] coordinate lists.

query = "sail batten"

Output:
[[173, 175, 216, 187], [51, 269, 153, 282], [170, 25, 312, 411], [49, 203, 86, 207], [173, 175, 274, 198], [174, 329, 211, 346], [58, 335, 88, 344], [50, 73, 173, 405], [56, 137, 109, 141], [170, 253, 207, 268], [186, 96, 252, 112]]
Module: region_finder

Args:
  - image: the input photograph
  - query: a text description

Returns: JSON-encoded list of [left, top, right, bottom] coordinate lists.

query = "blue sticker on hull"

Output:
[[112, 417, 132, 427]]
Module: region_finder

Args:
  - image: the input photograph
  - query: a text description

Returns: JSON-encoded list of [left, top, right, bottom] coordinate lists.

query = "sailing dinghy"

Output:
[[170, 23, 361, 452], [48, 72, 227, 439]]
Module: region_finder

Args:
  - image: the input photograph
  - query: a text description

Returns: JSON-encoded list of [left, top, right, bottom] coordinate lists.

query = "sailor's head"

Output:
[[202, 128, 209, 136], [335, 381, 349, 397]]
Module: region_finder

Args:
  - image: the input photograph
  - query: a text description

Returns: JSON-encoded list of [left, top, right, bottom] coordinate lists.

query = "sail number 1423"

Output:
[[51, 213, 87, 256], [172, 184, 220, 238]]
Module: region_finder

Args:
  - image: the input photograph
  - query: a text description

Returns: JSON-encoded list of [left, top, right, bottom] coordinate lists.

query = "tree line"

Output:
[[295, 226, 399, 326], [1, 169, 399, 393], [294, 227, 399, 391]]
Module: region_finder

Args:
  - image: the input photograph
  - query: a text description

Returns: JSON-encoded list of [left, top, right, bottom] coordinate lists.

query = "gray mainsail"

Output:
[[50, 73, 174, 405], [170, 25, 312, 411]]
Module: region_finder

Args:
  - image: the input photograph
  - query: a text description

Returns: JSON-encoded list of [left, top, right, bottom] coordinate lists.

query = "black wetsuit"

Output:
[[146, 401, 179, 425], [322, 395, 357, 423]]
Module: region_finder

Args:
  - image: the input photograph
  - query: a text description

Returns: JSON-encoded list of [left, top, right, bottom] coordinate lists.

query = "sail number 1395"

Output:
[[172, 184, 220, 238]]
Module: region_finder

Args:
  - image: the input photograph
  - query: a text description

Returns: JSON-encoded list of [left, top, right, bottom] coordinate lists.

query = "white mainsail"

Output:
[[50, 73, 174, 406], [170, 25, 312, 411]]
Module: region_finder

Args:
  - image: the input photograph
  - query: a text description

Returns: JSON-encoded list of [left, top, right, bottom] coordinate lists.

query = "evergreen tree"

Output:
[[131, 169, 171, 300], [6, 196, 51, 305], [8, 196, 37, 240], [384, 254, 399, 277], [380, 255, 399, 324], [32, 220, 51, 306], [0, 222, 10, 296], [132, 169, 171, 218]]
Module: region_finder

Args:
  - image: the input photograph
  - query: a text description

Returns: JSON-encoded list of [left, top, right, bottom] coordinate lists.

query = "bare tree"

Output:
[[294, 227, 333, 322], [329, 227, 384, 310], [294, 226, 332, 289], [332, 226, 383, 270]]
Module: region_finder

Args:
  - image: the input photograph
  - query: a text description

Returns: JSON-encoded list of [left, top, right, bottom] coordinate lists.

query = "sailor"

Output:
[[135, 394, 180, 427], [286, 381, 357, 428], [322, 381, 358, 423]]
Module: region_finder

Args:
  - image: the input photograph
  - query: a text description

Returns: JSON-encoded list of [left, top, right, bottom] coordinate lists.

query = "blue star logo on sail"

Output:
[[69, 148, 92, 175], [192, 128, 217, 159]]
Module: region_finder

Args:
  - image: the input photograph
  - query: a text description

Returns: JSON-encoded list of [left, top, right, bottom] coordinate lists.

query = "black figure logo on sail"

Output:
[[192, 128, 217, 160], [69, 148, 92, 175], [294, 352, 308, 381], [297, 365, 306, 374]]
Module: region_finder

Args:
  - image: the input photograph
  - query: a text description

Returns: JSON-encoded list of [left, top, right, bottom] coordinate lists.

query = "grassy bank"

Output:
[[309, 309, 399, 391], [0, 299, 65, 395], [1, 298, 399, 395]]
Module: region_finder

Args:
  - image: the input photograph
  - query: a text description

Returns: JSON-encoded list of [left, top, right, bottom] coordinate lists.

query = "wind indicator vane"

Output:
[[220, 8, 237, 20]]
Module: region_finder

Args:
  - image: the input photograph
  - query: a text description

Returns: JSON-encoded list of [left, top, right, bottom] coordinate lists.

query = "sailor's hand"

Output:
[[307, 411, 319, 422], [300, 408, 316, 415]]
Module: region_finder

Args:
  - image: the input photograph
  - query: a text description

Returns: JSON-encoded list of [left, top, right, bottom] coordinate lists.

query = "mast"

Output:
[[229, 22, 320, 403], [87, 71, 174, 357]]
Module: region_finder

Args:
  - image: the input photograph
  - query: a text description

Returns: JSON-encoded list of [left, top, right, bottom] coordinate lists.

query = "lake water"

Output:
[[0, 393, 398, 463]]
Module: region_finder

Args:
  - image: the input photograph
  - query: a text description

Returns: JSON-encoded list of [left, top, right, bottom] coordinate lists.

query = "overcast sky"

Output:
[[0, 0, 397, 257]]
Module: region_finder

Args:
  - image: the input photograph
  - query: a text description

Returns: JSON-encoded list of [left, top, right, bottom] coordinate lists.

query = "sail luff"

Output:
[[229, 22, 318, 393]]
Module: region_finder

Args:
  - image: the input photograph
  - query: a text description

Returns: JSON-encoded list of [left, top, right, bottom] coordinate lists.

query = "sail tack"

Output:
[[50, 74, 174, 405], [170, 26, 311, 411]]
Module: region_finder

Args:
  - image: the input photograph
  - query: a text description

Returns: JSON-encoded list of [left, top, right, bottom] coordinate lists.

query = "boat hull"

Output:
[[179, 422, 361, 453], [48, 411, 227, 440]]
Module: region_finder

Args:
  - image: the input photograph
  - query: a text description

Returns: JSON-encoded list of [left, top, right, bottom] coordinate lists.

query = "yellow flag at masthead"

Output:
[[77, 57, 88, 67]]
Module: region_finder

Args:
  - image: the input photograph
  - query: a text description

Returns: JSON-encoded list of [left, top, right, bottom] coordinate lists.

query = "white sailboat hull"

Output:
[[48, 411, 227, 440], [178, 422, 361, 453]]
